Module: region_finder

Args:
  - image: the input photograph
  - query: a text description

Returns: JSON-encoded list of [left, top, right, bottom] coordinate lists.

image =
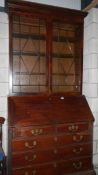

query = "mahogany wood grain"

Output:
[[7, 1, 95, 175]]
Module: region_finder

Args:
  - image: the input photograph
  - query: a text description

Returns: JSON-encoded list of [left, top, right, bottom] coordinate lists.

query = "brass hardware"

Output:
[[32, 170, 37, 175], [73, 147, 83, 154], [32, 154, 37, 160], [53, 163, 57, 168], [54, 136, 58, 142], [31, 128, 43, 135], [24, 170, 37, 175], [40, 128, 43, 134], [73, 135, 83, 142], [25, 172, 29, 175], [25, 141, 37, 148], [54, 149, 58, 154], [25, 156, 28, 161], [31, 130, 35, 135], [73, 161, 82, 169], [68, 125, 78, 132], [25, 154, 37, 161], [60, 96, 64, 100]]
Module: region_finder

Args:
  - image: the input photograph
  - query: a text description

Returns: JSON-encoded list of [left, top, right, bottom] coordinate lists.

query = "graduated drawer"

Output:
[[12, 143, 92, 168], [58, 157, 93, 174], [12, 136, 56, 152], [12, 163, 57, 175], [12, 133, 92, 152], [12, 157, 92, 175], [12, 122, 91, 139], [12, 125, 55, 138], [57, 122, 91, 134], [54, 133, 92, 146]]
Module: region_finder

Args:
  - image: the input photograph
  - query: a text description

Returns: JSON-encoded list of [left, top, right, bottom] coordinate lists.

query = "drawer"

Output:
[[12, 149, 56, 168], [57, 122, 90, 134], [58, 157, 93, 174], [12, 136, 56, 152], [57, 143, 92, 160], [12, 163, 57, 175], [12, 157, 93, 175], [12, 143, 92, 168], [12, 122, 92, 139], [12, 125, 55, 138], [55, 133, 92, 146], [12, 133, 92, 152]]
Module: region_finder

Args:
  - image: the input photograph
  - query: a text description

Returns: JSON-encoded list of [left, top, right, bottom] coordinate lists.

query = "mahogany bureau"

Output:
[[8, 95, 95, 175], [7, 1, 95, 175]]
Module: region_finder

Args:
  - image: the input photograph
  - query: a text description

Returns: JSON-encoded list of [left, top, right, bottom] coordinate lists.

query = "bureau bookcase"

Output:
[[7, 0, 96, 175]]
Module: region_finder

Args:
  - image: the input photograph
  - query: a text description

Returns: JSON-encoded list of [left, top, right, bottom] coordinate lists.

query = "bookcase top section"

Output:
[[6, 0, 87, 23]]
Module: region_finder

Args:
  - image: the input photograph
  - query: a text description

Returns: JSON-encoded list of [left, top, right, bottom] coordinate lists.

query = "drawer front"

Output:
[[55, 133, 92, 146], [12, 150, 56, 168], [12, 136, 56, 152], [57, 122, 90, 133], [12, 125, 55, 138], [12, 157, 92, 175], [12, 133, 92, 152], [12, 163, 57, 175], [12, 143, 92, 168], [57, 143, 92, 160], [58, 157, 93, 174], [12, 122, 92, 139]]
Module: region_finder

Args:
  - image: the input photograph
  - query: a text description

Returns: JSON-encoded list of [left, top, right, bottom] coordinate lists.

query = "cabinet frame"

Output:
[[7, 0, 87, 96]]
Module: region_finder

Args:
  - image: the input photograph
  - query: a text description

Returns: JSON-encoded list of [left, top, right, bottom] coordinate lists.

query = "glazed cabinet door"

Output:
[[10, 14, 48, 94], [52, 22, 82, 93], [9, 12, 83, 95]]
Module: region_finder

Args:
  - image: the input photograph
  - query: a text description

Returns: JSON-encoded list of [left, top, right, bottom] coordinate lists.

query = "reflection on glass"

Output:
[[12, 16, 47, 93], [52, 22, 81, 93]]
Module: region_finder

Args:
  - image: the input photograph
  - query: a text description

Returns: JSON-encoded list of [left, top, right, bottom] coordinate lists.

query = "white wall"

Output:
[[23, 0, 81, 9], [83, 8, 98, 172], [0, 0, 5, 7]]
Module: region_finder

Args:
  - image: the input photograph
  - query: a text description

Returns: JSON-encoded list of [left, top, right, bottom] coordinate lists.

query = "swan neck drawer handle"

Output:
[[25, 141, 37, 148], [73, 147, 83, 154], [25, 170, 36, 175], [31, 128, 43, 135], [32, 170, 37, 175], [25, 154, 37, 161], [68, 125, 79, 132], [73, 162, 82, 169], [73, 135, 83, 142], [54, 149, 58, 154], [25, 172, 29, 175], [53, 163, 57, 168]]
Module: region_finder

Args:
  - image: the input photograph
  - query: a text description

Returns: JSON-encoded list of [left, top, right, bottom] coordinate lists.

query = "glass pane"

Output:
[[52, 22, 81, 93], [12, 15, 47, 93]]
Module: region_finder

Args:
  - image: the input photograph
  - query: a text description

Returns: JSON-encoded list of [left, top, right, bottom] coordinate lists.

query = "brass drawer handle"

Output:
[[32, 170, 37, 175], [53, 163, 57, 168], [25, 154, 37, 161], [54, 136, 58, 142], [25, 172, 29, 175], [73, 161, 82, 169], [73, 135, 83, 142], [25, 141, 37, 148], [53, 149, 58, 154], [73, 147, 83, 154], [68, 125, 79, 132], [25, 170, 36, 175], [31, 128, 43, 135]]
